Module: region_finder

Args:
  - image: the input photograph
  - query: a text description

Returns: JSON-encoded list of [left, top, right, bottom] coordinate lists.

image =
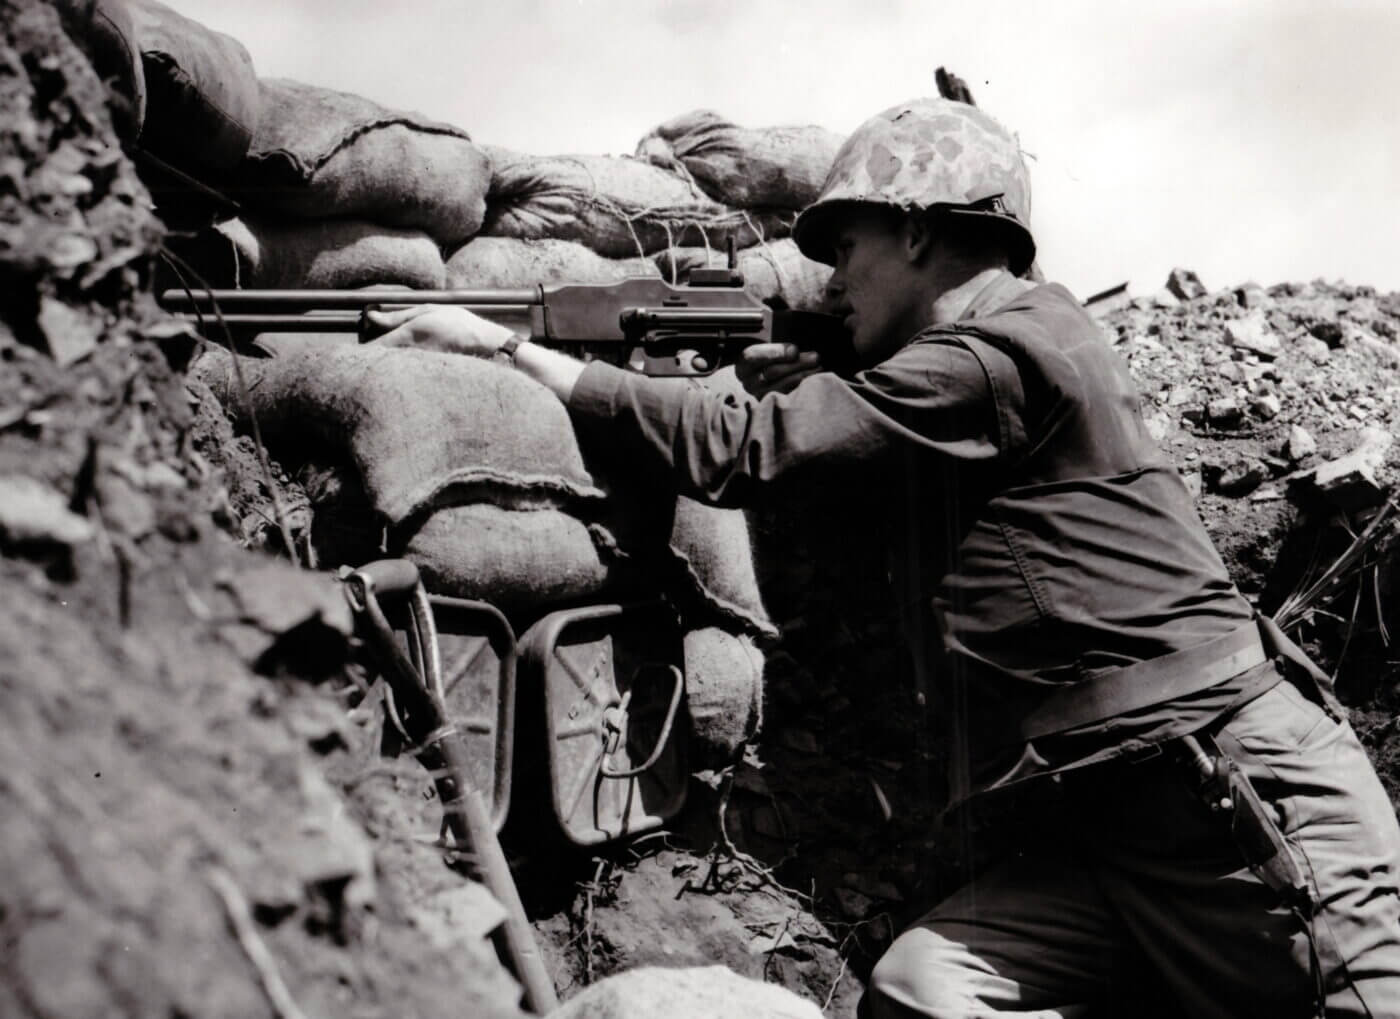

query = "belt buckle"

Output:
[[1122, 740, 1165, 766]]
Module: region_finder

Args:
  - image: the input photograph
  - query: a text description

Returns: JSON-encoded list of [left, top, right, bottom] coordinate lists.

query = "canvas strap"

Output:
[[1019, 621, 1269, 741]]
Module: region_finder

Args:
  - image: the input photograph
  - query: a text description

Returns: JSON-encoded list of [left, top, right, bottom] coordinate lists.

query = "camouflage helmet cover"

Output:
[[792, 98, 1035, 272]]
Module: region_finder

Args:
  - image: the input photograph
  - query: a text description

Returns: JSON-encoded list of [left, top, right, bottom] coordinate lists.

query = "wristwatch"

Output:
[[494, 333, 527, 365]]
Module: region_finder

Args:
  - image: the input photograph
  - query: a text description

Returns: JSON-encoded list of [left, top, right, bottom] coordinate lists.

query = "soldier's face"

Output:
[[823, 211, 926, 364]]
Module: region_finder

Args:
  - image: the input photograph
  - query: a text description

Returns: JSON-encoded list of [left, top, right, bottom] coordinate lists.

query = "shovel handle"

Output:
[[349, 558, 420, 596]]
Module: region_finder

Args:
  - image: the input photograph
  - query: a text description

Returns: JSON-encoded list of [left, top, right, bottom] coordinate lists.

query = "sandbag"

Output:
[[669, 496, 776, 640], [193, 344, 605, 527], [481, 146, 792, 259], [446, 237, 658, 289], [683, 627, 765, 766], [665, 369, 778, 640], [395, 453, 777, 637], [292, 459, 624, 607], [636, 110, 843, 210], [50, 0, 147, 140], [406, 500, 776, 637], [403, 504, 623, 613], [656, 239, 830, 312], [125, 0, 259, 174], [206, 217, 447, 290], [238, 78, 490, 249]]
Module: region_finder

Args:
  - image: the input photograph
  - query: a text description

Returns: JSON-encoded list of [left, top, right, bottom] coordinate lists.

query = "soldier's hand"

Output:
[[366, 305, 517, 357], [736, 343, 821, 396]]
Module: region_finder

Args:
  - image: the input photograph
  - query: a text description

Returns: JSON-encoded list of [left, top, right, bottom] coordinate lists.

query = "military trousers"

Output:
[[863, 679, 1400, 1018]]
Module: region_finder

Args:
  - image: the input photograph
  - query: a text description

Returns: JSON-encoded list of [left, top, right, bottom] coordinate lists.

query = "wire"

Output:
[[158, 247, 301, 568]]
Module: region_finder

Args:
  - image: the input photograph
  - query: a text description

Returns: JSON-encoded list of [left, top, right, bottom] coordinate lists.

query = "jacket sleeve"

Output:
[[565, 336, 1005, 507]]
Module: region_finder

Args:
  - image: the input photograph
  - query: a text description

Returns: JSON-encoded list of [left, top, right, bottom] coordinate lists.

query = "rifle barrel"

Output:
[[159, 288, 542, 309], [177, 311, 533, 331]]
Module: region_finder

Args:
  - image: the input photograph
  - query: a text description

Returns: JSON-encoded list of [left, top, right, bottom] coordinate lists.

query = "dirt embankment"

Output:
[[1, 5, 525, 1016]]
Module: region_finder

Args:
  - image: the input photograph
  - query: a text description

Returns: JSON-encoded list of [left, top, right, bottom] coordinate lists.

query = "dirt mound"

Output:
[[1102, 276, 1400, 696], [0, 4, 525, 1016]]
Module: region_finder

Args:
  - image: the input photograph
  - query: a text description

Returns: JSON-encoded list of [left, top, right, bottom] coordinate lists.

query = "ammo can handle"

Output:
[[599, 664, 685, 779]]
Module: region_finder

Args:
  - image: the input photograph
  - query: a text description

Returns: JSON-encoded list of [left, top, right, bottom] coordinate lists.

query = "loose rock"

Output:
[[1309, 427, 1394, 510], [548, 965, 823, 1019], [1224, 313, 1282, 360], [1166, 268, 1208, 301], [1284, 424, 1317, 461]]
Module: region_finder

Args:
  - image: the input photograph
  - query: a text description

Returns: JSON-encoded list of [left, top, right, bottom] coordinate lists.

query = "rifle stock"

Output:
[[160, 273, 857, 377]]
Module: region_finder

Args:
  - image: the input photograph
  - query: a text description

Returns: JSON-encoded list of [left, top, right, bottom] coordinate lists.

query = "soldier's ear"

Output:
[[902, 213, 935, 265]]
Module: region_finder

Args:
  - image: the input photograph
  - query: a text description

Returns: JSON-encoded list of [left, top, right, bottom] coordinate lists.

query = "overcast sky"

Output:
[[173, 0, 1400, 299]]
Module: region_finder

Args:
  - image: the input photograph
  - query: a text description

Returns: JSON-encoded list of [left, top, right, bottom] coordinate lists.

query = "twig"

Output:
[[762, 915, 793, 981], [1333, 578, 1365, 684], [822, 950, 851, 1011], [710, 769, 810, 906], [1371, 564, 1390, 646], [578, 857, 612, 984], [207, 867, 310, 1019], [821, 915, 892, 1011], [1274, 498, 1399, 633]]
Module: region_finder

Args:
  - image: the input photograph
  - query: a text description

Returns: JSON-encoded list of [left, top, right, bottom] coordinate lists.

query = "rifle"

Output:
[[159, 267, 856, 378]]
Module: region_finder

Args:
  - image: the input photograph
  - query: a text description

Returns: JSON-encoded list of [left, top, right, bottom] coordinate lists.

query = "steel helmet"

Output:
[[792, 98, 1035, 274]]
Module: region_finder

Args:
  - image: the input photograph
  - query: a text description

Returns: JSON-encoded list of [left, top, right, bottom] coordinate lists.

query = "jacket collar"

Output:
[[958, 269, 1038, 321]]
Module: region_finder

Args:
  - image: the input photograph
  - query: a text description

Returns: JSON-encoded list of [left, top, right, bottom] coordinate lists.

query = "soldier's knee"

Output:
[[860, 932, 966, 1018]]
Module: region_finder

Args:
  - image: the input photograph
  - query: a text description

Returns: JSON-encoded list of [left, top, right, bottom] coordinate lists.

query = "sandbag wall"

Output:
[[61, 0, 841, 301], [60, 0, 852, 764], [193, 343, 775, 765]]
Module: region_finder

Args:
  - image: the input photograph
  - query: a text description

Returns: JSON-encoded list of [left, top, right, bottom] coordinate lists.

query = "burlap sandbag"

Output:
[[668, 496, 775, 640], [683, 626, 765, 765], [193, 344, 605, 527], [665, 369, 779, 641], [125, 0, 259, 174], [404, 504, 624, 613], [51, 0, 147, 141], [656, 239, 831, 312], [396, 446, 777, 638], [446, 237, 658, 289], [208, 217, 447, 289], [401, 471, 775, 638], [481, 146, 791, 259], [636, 110, 843, 210], [238, 79, 490, 249]]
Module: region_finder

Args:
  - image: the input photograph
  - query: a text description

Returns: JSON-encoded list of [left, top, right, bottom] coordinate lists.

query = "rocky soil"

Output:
[[1, 5, 525, 1016], [5, 4, 1400, 1017]]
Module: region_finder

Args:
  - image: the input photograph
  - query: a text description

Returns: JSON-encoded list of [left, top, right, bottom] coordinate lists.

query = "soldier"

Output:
[[373, 98, 1400, 1017]]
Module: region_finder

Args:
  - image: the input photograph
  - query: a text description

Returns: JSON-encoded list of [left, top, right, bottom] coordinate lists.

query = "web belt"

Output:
[[1019, 621, 1270, 741]]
